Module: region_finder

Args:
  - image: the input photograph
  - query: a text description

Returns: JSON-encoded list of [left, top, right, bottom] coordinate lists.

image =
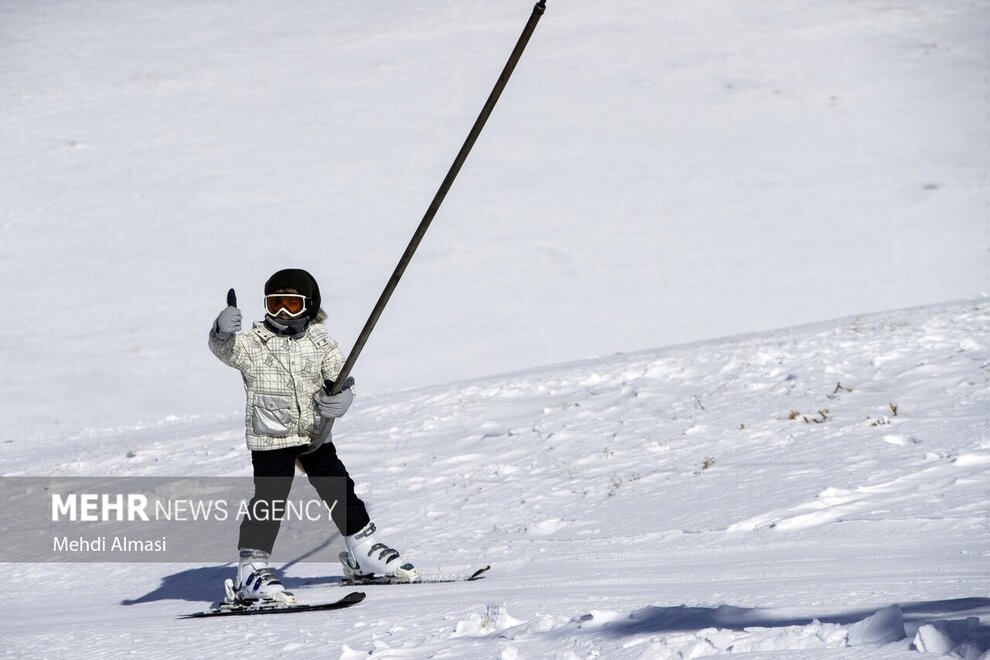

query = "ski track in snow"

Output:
[[3, 300, 989, 658]]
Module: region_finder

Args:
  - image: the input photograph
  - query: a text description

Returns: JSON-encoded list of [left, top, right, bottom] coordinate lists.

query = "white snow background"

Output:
[[1, 0, 989, 658]]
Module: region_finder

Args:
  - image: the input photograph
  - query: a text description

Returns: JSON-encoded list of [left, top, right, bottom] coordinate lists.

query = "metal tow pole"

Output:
[[304, 1, 548, 454]]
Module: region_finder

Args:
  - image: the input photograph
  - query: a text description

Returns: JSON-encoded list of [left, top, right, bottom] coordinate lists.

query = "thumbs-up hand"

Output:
[[215, 288, 242, 338]]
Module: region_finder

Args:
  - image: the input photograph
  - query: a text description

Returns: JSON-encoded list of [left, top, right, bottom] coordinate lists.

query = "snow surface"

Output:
[[4, 300, 990, 658], [1, 0, 987, 441], [1, 0, 989, 657]]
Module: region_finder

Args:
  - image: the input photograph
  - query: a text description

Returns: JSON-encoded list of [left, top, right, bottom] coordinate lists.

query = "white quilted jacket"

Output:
[[209, 321, 345, 451]]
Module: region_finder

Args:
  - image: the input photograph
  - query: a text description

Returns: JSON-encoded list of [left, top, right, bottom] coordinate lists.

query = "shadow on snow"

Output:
[[122, 538, 343, 605], [598, 597, 990, 639]]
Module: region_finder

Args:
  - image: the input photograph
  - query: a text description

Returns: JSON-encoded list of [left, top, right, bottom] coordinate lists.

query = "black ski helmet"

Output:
[[264, 268, 321, 321]]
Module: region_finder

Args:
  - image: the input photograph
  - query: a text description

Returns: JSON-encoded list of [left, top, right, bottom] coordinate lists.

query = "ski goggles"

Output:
[[264, 293, 308, 318]]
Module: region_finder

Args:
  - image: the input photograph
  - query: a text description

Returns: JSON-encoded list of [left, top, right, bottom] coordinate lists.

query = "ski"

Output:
[[342, 565, 491, 586], [180, 590, 366, 619]]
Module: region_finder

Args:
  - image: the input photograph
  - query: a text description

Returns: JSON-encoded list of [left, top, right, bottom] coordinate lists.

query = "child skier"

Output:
[[210, 267, 418, 602]]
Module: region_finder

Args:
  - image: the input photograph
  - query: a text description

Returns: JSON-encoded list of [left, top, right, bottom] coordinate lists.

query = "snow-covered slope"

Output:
[[5, 300, 989, 658], [2, 0, 987, 656], [1, 0, 987, 443]]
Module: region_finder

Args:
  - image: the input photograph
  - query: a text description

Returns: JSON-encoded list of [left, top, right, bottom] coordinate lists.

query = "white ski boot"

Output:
[[227, 548, 296, 604], [340, 522, 419, 583]]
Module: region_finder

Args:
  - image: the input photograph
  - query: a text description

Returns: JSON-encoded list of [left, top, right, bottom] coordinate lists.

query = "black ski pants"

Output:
[[238, 441, 371, 554]]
